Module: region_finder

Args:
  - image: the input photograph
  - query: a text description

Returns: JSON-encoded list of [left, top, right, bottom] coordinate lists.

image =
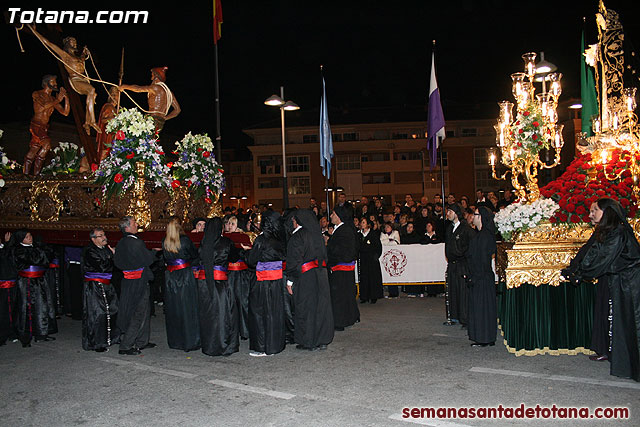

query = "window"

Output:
[[287, 155, 309, 173], [446, 129, 456, 138], [474, 170, 499, 192], [258, 156, 281, 175], [394, 151, 421, 161], [373, 130, 390, 140], [332, 133, 343, 142], [343, 132, 358, 141], [361, 152, 390, 162], [423, 151, 448, 167], [336, 154, 361, 170], [394, 171, 422, 183], [424, 170, 449, 190], [461, 128, 478, 137], [392, 132, 408, 140], [258, 177, 283, 189], [303, 134, 318, 143], [289, 177, 310, 195], [474, 148, 490, 166], [362, 173, 391, 184]]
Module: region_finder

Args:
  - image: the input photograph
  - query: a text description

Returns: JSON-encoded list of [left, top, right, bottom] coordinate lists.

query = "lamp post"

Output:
[[265, 86, 300, 210]]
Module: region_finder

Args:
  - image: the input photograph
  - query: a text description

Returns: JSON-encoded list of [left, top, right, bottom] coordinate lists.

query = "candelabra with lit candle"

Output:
[[490, 52, 564, 203]]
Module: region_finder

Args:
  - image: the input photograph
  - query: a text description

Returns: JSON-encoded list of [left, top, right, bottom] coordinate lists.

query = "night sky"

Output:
[[2, 1, 639, 158]]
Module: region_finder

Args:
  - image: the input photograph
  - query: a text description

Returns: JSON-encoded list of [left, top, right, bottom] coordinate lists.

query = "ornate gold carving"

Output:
[[168, 186, 191, 223], [30, 181, 63, 222], [127, 162, 151, 231], [206, 193, 223, 218], [514, 221, 593, 243]]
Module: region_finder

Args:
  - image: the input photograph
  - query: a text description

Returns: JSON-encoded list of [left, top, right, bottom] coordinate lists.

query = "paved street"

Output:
[[2, 296, 638, 426]]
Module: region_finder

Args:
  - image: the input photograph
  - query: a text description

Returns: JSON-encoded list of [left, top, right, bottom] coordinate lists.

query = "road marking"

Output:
[[469, 367, 640, 390], [98, 357, 198, 379], [388, 413, 472, 426], [432, 333, 450, 337], [208, 379, 295, 400]]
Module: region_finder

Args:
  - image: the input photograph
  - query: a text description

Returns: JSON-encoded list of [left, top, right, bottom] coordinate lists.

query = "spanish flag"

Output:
[[213, 0, 223, 44]]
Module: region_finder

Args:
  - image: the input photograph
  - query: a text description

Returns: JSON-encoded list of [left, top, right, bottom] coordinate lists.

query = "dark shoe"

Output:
[[119, 348, 141, 355], [589, 354, 608, 361], [360, 299, 368, 304], [335, 326, 345, 331], [95, 348, 108, 353], [317, 344, 327, 351], [141, 342, 157, 349], [34, 336, 56, 342], [471, 342, 495, 347], [296, 344, 312, 351], [370, 299, 377, 304]]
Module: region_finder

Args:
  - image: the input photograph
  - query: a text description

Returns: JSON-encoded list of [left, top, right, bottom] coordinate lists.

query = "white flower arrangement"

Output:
[[0, 130, 21, 186], [170, 132, 225, 203], [494, 197, 559, 241], [95, 108, 171, 198], [41, 141, 85, 176]]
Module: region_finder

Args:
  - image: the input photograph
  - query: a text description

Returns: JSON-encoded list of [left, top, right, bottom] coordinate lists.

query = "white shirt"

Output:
[[361, 229, 370, 238], [333, 222, 344, 233], [452, 220, 460, 234]]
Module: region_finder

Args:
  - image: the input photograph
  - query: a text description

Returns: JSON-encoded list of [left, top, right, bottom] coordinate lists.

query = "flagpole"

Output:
[[214, 42, 222, 163]]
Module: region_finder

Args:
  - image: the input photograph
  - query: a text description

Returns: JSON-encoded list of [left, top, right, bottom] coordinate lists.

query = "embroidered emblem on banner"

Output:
[[382, 249, 407, 277]]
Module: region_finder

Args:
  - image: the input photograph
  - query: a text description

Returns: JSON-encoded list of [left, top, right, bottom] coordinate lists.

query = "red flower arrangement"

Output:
[[540, 149, 639, 225], [126, 152, 135, 159], [115, 130, 125, 141], [114, 173, 124, 183]]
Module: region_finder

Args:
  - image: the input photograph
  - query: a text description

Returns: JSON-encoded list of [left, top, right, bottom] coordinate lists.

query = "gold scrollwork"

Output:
[[168, 185, 191, 223], [127, 162, 151, 231], [206, 193, 223, 218], [30, 181, 63, 222]]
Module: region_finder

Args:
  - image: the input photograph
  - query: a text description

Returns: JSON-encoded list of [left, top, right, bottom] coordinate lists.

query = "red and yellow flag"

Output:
[[213, 0, 223, 44]]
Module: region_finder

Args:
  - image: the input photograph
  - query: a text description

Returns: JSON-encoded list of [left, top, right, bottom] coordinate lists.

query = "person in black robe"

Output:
[[81, 228, 120, 352], [327, 205, 360, 331], [280, 208, 297, 345], [421, 220, 444, 297], [285, 209, 334, 351], [12, 229, 55, 346], [197, 217, 238, 356], [162, 218, 200, 352], [0, 232, 18, 346], [44, 245, 62, 317], [445, 203, 474, 326], [114, 216, 155, 355], [244, 210, 287, 356], [225, 230, 253, 341], [467, 206, 497, 347], [562, 198, 640, 382], [358, 217, 384, 303]]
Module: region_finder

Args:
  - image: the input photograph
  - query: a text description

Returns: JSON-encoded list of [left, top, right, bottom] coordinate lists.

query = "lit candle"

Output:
[[510, 147, 515, 161], [490, 153, 496, 166], [613, 113, 619, 130], [601, 150, 608, 164], [594, 118, 601, 133]]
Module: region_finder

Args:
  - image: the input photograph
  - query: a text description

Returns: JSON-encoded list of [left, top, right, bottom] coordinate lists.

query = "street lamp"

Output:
[[265, 86, 300, 209]]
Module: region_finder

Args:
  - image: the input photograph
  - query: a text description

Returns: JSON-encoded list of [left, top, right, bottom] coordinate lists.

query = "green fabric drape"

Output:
[[497, 281, 595, 355]]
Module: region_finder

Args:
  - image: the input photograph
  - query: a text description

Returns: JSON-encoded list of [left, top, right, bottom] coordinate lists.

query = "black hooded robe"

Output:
[[114, 233, 154, 351], [225, 233, 253, 341], [286, 209, 334, 349], [198, 218, 238, 356], [568, 221, 640, 382], [163, 234, 200, 352], [245, 211, 287, 354], [0, 242, 18, 345], [467, 207, 497, 345], [81, 243, 120, 351], [445, 220, 473, 325], [358, 229, 384, 301], [13, 239, 54, 344], [327, 215, 360, 328]]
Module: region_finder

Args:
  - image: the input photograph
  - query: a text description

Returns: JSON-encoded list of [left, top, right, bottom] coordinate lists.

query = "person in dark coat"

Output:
[[285, 209, 334, 351], [0, 232, 18, 346], [12, 229, 55, 347], [224, 229, 253, 341], [562, 198, 640, 382], [114, 216, 156, 355], [197, 217, 238, 356], [81, 228, 120, 352], [467, 207, 497, 347], [244, 210, 287, 356], [358, 217, 384, 304], [445, 203, 474, 326], [421, 220, 442, 245], [327, 205, 360, 331], [162, 217, 200, 352]]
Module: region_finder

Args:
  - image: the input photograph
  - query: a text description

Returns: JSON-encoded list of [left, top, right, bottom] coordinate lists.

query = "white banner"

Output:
[[379, 244, 446, 284]]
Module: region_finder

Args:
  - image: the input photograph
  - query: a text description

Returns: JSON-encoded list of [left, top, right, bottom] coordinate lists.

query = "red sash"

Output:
[[123, 269, 144, 279], [331, 262, 356, 272], [213, 270, 228, 280], [301, 260, 318, 273], [0, 280, 16, 289], [167, 262, 191, 272], [193, 269, 206, 280]]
